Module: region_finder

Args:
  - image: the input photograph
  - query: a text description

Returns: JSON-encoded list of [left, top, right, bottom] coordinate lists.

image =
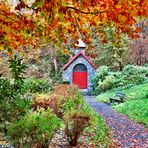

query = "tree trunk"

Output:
[[119, 62, 123, 71], [53, 57, 58, 72]]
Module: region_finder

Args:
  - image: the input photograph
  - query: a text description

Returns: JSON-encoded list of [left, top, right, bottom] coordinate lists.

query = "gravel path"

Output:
[[84, 95, 148, 148]]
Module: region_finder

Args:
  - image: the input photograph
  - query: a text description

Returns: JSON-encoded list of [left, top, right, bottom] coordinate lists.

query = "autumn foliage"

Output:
[[32, 84, 78, 118], [0, 0, 148, 55]]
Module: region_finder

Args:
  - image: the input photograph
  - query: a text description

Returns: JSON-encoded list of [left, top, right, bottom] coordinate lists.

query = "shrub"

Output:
[[24, 77, 52, 93], [64, 111, 90, 146], [98, 75, 116, 91], [32, 84, 79, 118], [32, 93, 63, 118], [123, 65, 148, 84], [0, 56, 31, 133], [92, 65, 148, 94], [7, 109, 62, 148], [8, 55, 27, 93], [32, 84, 111, 147], [92, 66, 109, 94]]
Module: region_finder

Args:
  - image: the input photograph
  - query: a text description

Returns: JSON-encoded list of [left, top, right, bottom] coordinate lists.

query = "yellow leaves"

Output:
[[0, 45, 4, 51], [62, 49, 69, 55], [118, 14, 128, 23], [133, 0, 140, 2], [115, 4, 122, 9], [61, 0, 67, 7]]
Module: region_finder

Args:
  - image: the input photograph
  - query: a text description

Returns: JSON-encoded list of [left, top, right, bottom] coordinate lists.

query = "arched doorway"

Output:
[[73, 64, 87, 89]]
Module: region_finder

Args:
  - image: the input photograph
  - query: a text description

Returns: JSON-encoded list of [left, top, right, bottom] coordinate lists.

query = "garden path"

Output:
[[84, 95, 148, 148]]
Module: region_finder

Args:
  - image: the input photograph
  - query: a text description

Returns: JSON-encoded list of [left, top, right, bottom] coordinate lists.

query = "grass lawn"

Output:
[[96, 83, 148, 126], [96, 83, 148, 103], [113, 98, 148, 127]]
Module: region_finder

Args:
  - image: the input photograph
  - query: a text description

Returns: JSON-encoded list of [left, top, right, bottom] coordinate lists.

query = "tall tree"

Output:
[[88, 24, 130, 70], [129, 19, 148, 65]]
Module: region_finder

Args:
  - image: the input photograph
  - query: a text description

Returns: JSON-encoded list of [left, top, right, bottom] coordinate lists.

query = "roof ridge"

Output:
[[63, 51, 96, 70]]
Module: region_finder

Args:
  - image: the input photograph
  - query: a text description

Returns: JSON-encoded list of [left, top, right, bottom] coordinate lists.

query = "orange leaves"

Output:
[[131, 34, 140, 39], [118, 14, 128, 23], [135, 27, 141, 33], [0, 0, 147, 57], [115, 4, 122, 9], [62, 49, 69, 55], [0, 2, 36, 56], [133, 0, 140, 3]]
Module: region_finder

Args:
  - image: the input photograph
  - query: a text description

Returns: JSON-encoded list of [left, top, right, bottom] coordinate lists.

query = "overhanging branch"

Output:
[[66, 6, 105, 15]]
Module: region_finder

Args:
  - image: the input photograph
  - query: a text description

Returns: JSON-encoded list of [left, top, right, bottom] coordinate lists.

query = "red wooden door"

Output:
[[73, 64, 87, 89]]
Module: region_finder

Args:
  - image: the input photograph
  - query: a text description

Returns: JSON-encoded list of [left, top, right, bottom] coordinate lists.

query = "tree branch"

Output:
[[66, 6, 105, 15]]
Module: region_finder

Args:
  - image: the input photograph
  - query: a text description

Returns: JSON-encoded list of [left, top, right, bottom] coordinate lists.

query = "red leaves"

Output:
[[131, 34, 140, 39], [15, 1, 26, 10], [113, 0, 119, 5], [135, 27, 141, 33]]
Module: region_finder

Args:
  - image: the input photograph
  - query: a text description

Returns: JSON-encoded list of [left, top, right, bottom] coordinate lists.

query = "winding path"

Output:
[[84, 95, 148, 148]]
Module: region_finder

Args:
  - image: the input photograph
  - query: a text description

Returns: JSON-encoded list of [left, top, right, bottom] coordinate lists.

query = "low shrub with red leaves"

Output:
[[32, 84, 79, 118]]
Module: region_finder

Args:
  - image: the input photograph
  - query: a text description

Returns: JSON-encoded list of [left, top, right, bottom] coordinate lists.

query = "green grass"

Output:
[[96, 83, 148, 126], [97, 83, 148, 103], [113, 98, 148, 127], [81, 103, 111, 147]]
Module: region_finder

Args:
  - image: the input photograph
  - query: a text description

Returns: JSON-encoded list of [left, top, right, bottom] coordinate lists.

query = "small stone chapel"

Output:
[[63, 39, 96, 92]]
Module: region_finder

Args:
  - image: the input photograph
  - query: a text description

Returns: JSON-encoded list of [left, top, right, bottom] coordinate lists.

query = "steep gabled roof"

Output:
[[63, 51, 96, 70]]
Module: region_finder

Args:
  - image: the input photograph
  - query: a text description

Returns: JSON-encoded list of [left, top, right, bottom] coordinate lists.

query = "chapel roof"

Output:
[[63, 51, 96, 70]]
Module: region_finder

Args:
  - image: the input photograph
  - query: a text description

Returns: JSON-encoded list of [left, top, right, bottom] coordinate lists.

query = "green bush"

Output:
[[32, 85, 111, 147], [98, 75, 116, 91], [0, 56, 31, 133], [7, 109, 62, 148], [24, 77, 52, 93], [92, 65, 148, 94], [92, 66, 110, 94], [122, 65, 148, 84]]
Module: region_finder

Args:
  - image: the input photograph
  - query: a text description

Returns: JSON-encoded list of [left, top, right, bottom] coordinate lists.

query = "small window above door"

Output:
[[73, 64, 87, 72]]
